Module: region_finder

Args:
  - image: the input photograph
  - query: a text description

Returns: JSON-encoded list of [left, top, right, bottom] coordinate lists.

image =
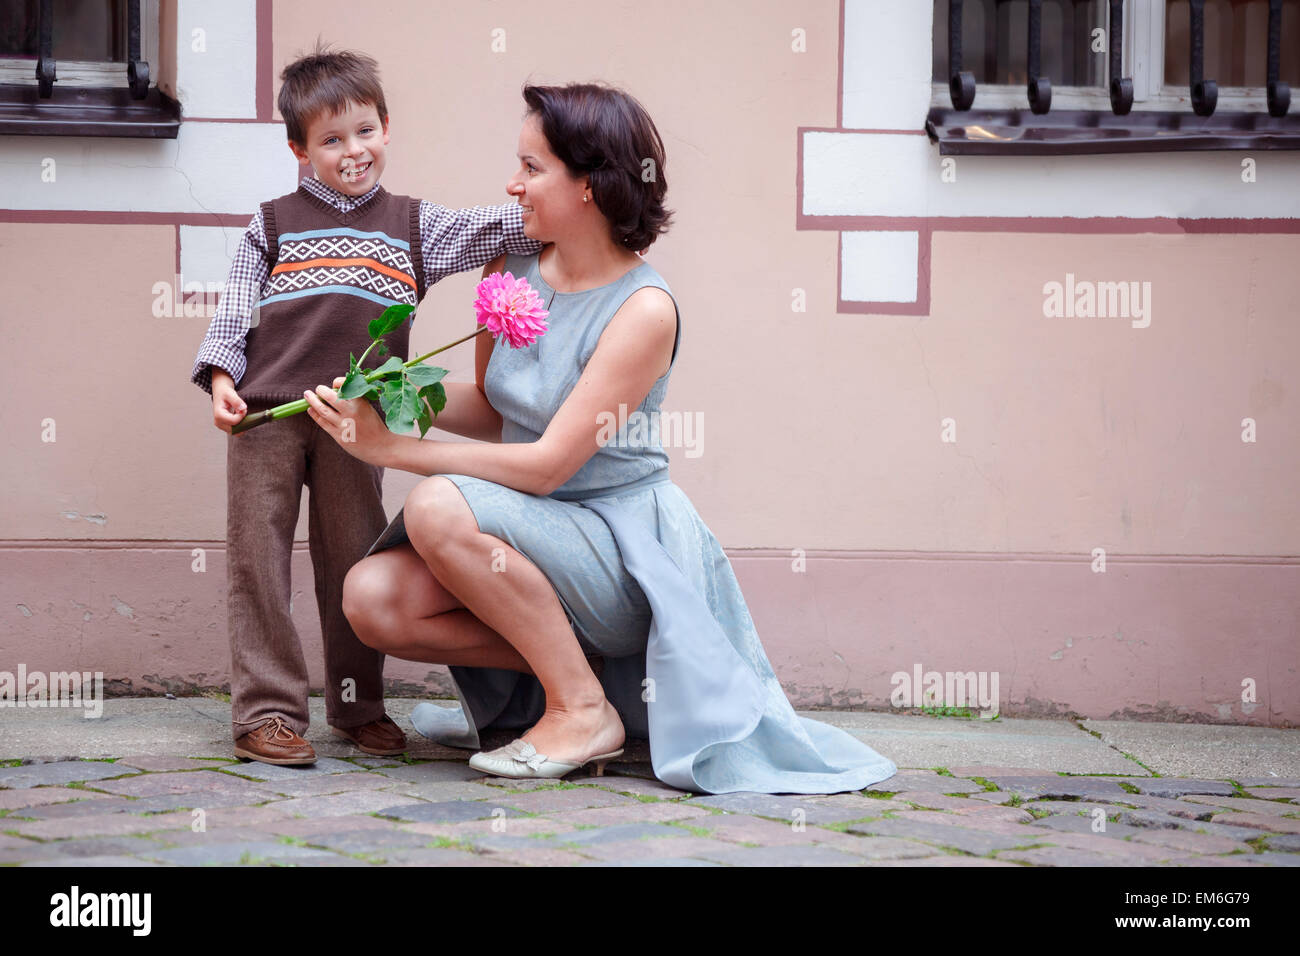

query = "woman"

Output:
[[303, 82, 896, 794]]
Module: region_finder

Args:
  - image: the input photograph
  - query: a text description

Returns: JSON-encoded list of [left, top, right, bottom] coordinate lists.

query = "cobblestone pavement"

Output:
[[3, 741, 1298, 867]]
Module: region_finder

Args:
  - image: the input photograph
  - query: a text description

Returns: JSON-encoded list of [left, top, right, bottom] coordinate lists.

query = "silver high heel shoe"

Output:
[[468, 737, 624, 780]]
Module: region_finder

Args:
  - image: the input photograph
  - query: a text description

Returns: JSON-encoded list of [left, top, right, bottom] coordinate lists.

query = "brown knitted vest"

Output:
[[238, 184, 426, 404]]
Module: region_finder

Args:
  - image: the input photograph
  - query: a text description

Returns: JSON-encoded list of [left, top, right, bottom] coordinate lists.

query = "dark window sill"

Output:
[[0, 84, 180, 138], [926, 107, 1300, 155]]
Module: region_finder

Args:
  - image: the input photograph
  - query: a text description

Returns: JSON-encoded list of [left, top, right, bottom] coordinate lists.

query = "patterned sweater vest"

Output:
[[238, 184, 426, 404]]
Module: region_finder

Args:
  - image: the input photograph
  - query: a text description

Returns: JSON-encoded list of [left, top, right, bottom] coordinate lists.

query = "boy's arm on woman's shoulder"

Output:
[[190, 209, 273, 394], [418, 199, 542, 287]]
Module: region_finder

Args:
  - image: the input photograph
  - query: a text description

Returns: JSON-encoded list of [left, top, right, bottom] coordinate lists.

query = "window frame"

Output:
[[930, 0, 1279, 116]]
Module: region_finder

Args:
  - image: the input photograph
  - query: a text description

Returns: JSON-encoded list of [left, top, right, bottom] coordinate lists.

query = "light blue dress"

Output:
[[365, 250, 897, 794]]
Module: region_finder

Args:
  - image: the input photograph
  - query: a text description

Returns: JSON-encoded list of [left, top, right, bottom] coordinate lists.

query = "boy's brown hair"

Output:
[[278, 43, 387, 146]]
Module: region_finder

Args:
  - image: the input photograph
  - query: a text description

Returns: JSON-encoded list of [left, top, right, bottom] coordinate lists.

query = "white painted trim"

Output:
[[841, 231, 919, 303], [802, 130, 1300, 219]]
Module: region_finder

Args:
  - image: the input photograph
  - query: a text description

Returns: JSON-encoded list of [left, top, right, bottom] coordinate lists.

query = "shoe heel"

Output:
[[589, 748, 625, 777]]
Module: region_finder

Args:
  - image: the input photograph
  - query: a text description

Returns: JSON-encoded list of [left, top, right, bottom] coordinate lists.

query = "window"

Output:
[[927, 0, 1300, 153], [0, 0, 178, 138]]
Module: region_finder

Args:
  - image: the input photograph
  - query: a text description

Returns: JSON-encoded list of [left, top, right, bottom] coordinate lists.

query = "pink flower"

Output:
[[473, 271, 549, 349]]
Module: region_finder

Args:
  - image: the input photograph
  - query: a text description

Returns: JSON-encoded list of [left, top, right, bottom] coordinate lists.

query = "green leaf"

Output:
[[367, 356, 404, 378], [367, 304, 415, 340], [338, 369, 379, 400], [381, 379, 419, 434], [419, 382, 447, 417], [405, 363, 448, 388], [415, 398, 433, 439], [348, 352, 359, 373]]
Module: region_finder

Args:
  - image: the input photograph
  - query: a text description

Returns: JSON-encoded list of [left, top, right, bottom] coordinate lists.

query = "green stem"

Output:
[[230, 326, 488, 435]]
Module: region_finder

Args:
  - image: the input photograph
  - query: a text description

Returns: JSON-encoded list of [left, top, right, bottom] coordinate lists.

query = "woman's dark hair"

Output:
[[522, 82, 674, 251]]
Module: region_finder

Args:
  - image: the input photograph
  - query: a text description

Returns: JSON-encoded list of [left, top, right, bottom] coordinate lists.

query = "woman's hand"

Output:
[[303, 377, 397, 467]]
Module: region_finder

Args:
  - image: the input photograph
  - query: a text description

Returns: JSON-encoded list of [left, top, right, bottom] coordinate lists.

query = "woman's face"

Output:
[[508, 113, 587, 242]]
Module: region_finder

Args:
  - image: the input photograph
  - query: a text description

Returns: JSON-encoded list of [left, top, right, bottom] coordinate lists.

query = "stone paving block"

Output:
[[0, 834, 36, 849], [93, 770, 282, 799], [368, 762, 485, 784], [575, 836, 753, 864], [0, 845, 68, 864], [948, 766, 1078, 779], [153, 806, 289, 830], [687, 792, 878, 824], [349, 756, 406, 770], [386, 781, 502, 803], [0, 761, 138, 789], [690, 812, 844, 847], [870, 856, 1021, 866], [469, 847, 595, 866], [1233, 777, 1300, 788], [555, 823, 690, 846], [296, 829, 441, 856], [1023, 829, 1203, 863], [1103, 794, 1217, 818], [1244, 787, 1300, 801], [375, 800, 528, 824], [1163, 854, 1264, 867], [544, 802, 713, 828], [381, 847, 501, 865], [894, 792, 976, 811], [5, 812, 195, 840], [1021, 800, 1126, 818], [0, 787, 119, 811], [259, 815, 408, 838], [1030, 814, 1147, 839], [492, 787, 640, 814], [688, 844, 868, 866], [966, 791, 1017, 805], [828, 836, 939, 861], [585, 857, 722, 866], [1117, 778, 1238, 797], [253, 772, 399, 799], [983, 776, 1130, 799], [143, 841, 344, 865], [12, 797, 139, 818], [888, 809, 1037, 837], [220, 757, 363, 780], [1261, 833, 1300, 851], [146, 826, 290, 848], [867, 772, 983, 795], [23, 855, 164, 867], [479, 777, 583, 792], [953, 805, 1036, 824], [845, 819, 1038, 855], [1252, 852, 1300, 866], [1116, 809, 1269, 841], [1128, 829, 1263, 856], [1182, 795, 1300, 816], [574, 775, 692, 800], [998, 846, 1135, 866], [400, 816, 579, 841], [1209, 812, 1300, 834], [121, 790, 276, 814], [267, 791, 427, 818], [117, 756, 234, 772], [18, 835, 164, 858]]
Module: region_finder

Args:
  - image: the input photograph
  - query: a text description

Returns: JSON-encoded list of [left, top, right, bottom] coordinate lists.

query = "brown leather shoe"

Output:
[[234, 716, 316, 765], [330, 713, 407, 756]]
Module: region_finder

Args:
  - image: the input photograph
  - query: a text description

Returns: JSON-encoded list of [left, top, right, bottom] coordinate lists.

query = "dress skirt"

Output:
[[365, 469, 898, 795]]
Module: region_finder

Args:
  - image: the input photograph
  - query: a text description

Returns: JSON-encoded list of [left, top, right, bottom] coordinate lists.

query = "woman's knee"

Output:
[[404, 476, 479, 554], [342, 559, 402, 647]]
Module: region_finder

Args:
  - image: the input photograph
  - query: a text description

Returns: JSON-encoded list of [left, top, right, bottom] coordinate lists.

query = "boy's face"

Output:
[[289, 100, 389, 196]]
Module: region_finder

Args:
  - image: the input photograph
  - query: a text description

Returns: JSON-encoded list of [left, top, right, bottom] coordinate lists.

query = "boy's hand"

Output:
[[210, 368, 248, 433]]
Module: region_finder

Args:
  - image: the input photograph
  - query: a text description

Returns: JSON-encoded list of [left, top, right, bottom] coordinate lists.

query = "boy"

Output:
[[192, 46, 540, 764]]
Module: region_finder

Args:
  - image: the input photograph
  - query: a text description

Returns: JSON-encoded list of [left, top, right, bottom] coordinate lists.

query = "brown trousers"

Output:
[[226, 403, 389, 740]]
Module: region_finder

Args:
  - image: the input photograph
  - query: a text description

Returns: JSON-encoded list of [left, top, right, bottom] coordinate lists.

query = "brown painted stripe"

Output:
[[257, 0, 273, 122], [0, 209, 252, 226]]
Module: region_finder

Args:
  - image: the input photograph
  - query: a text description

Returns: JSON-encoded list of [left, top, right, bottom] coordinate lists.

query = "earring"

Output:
[[583, 195, 589, 203]]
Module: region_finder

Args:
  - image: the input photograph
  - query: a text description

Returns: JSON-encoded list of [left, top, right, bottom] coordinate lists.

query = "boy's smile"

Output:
[[289, 100, 390, 197]]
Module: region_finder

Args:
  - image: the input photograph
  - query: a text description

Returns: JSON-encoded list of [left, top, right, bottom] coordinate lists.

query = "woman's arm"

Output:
[[304, 284, 678, 497], [408, 256, 507, 444]]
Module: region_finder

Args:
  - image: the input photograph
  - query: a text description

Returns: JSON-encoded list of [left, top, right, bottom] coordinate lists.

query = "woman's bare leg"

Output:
[[343, 544, 535, 673], [401, 477, 625, 763]]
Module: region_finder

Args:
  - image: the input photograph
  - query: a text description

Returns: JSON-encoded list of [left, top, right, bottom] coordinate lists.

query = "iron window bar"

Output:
[[34, 0, 150, 100]]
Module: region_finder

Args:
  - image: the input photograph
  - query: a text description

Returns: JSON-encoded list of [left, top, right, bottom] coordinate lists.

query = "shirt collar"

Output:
[[300, 175, 382, 212]]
